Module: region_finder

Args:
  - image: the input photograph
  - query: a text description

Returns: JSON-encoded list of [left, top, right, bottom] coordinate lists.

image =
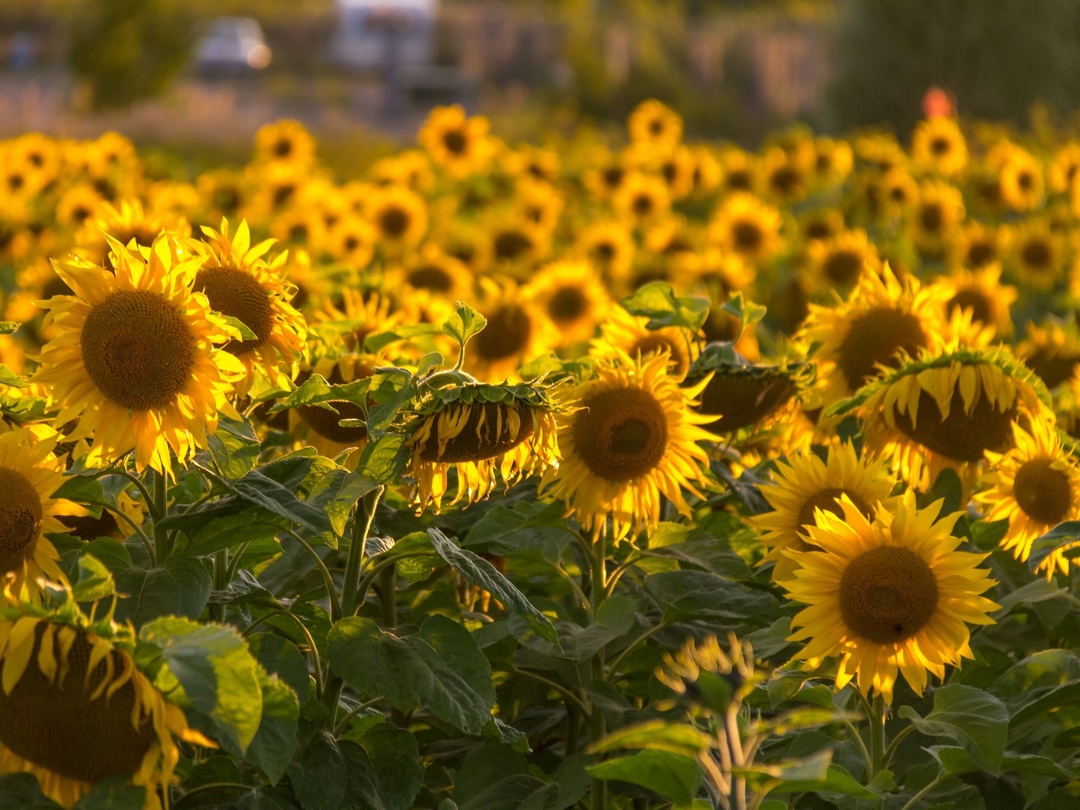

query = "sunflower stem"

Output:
[[152, 470, 171, 562], [589, 524, 610, 810], [341, 486, 384, 618], [868, 692, 886, 778], [210, 549, 227, 622]]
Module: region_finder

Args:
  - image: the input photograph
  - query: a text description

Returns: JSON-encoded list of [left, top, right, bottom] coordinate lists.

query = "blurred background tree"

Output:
[[827, 0, 1080, 134], [67, 0, 193, 110]]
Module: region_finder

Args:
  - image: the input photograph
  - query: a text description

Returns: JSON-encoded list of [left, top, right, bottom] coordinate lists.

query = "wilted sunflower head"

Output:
[[0, 603, 210, 807], [687, 352, 811, 437], [407, 380, 563, 513], [287, 353, 378, 467], [540, 349, 717, 542], [977, 418, 1080, 579], [655, 633, 761, 712], [780, 491, 999, 704], [846, 346, 1055, 493]]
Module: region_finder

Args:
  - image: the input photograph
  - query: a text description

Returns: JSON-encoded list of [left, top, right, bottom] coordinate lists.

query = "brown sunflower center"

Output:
[[602, 166, 624, 190], [592, 241, 616, 262], [732, 220, 763, 252], [407, 265, 454, 293], [572, 386, 669, 482], [1017, 171, 1034, 191], [494, 230, 533, 261], [727, 169, 752, 191], [930, 136, 951, 156], [443, 129, 468, 155], [837, 307, 928, 393], [770, 166, 800, 195], [0, 468, 42, 574], [548, 286, 589, 323], [796, 487, 873, 529], [804, 220, 834, 241], [297, 366, 373, 444], [966, 240, 996, 268], [194, 265, 273, 355], [1020, 239, 1053, 271], [378, 206, 410, 238], [475, 304, 532, 362], [417, 402, 535, 463], [1014, 457, 1072, 526], [632, 193, 654, 216], [81, 290, 196, 412], [0, 625, 155, 783], [839, 546, 939, 644], [1025, 349, 1080, 390], [697, 373, 795, 432], [946, 288, 992, 326], [893, 387, 1017, 462], [823, 249, 863, 287], [59, 510, 120, 543], [920, 203, 944, 233], [274, 137, 293, 157]]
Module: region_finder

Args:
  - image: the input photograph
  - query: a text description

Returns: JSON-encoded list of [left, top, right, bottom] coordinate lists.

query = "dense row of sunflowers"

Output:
[[0, 100, 1077, 808]]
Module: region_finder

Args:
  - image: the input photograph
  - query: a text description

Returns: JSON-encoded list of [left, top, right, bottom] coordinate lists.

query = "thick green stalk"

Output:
[[341, 487, 384, 616]]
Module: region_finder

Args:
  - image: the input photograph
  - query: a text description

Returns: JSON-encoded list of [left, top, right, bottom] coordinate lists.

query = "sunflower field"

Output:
[[0, 101, 1080, 810]]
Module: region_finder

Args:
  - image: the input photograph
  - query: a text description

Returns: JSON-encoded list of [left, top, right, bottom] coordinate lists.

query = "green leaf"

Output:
[[644, 570, 778, 626], [140, 617, 263, 754], [328, 616, 496, 734], [992, 578, 1067, 617], [897, 684, 1008, 775], [187, 509, 287, 556], [0, 363, 28, 388], [587, 749, 702, 806], [306, 468, 380, 536], [428, 528, 558, 644], [463, 500, 575, 557], [481, 717, 531, 753], [237, 787, 303, 810], [114, 554, 212, 627], [220, 314, 259, 342], [457, 775, 554, 810], [929, 747, 1078, 779], [919, 467, 963, 515], [754, 762, 877, 799], [71, 552, 115, 602], [208, 416, 261, 480], [365, 367, 416, 437], [356, 723, 425, 810], [0, 321, 17, 335], [288, 731, 346, 810], [0, 774, 63, 809], [73, 777, 147, 810], [620, 281, 710, 332], [512, 596, 636, 663], [588, 720, 712, 759], [232, 468, 335, 546], [442, 302, 488, 351], [53, 475, 106, 503], [245, 670, 300, 785], [248, 633, 311, 707], [1027, 521, 1080, 572]]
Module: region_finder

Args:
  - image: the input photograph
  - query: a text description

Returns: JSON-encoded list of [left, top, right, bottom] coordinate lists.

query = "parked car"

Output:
[[329, 0, 437, 72], [193, 17, 272, 76]]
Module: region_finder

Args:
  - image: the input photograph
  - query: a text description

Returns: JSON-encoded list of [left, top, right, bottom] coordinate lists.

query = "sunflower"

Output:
[[1049, 142, 1080, 194], [513, 178, 564, 234], [488, 218, 550, 271], [1007, 219, 1065, 291], [0, 428, 83, 598], [0, 604, 211, 807], [690, 357, 808, 438], [54, 184, 104, 232], [593, 305, 701, 380], [463, 280, 557, 382], [75, 200, 190, 268], [369, 150, 436, 193], [390, 244, 475, 303], [911, 116, 968, 177], [584, 151, 631, 202], [287, 354, 377, 467], [934, 264, 1017, 339], [524, 260, 611, 348], [796, 208, 846, 245], [779, 491, 998, 704], [1017, 320, 1080, 391], [33, 235, 243, 475], [806, 228, 880, 292], [540, 350, 716, 541], [366, 185, 429, 256], [810, 137, 853, 187], [760, 146, 810, 205], [751, 442, 899, 581], [196, 167, 253, 221], [324, 213, 376, 270], [951, 221, 1006, 270], [799, 265, 946, 410], [408, 381, 562, 513], [849, 346, 1055, 493], [502, 144, 560, 184], [418, 105, 495, 178], [269, 205, 327, 254], [977, 419, 1080, 579], [191, 219, 307, 395], [708, 192, 783, 265], [310, 288, 403, 355], [611, 171, 671, 226], [854, 132, 906, 173], [717, 148, 758, 194], [906, 181, 965, 257], [627, 99, 683, 149], [992, 142, 1043, 212], [575, 221, 635, 286], [253, 119, 317, 170]]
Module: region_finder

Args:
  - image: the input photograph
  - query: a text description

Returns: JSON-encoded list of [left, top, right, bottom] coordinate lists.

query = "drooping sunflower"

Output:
[[689, 354, 811, 438], [977, 419, 1080, 579], [593, 305, 701, 380], [848, 346, 1055, 493], [191, 219, 307, 395], [287, 353, 377, 467], [33, 235, 243, 475], [0, 428, 83, 598], [708, 192, 783, 265], [627, 99, 683, 149], [911, 116, 968, 177], [799, 265, 947, 410], [751, 441, 899, 581], [407, 380, 562, 513], [540, 350, 717, 541], [524, 260, 611, 348], [779, 491, 999, 704], [418, 105, 495, 178], [0, 603, 211, 807]]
